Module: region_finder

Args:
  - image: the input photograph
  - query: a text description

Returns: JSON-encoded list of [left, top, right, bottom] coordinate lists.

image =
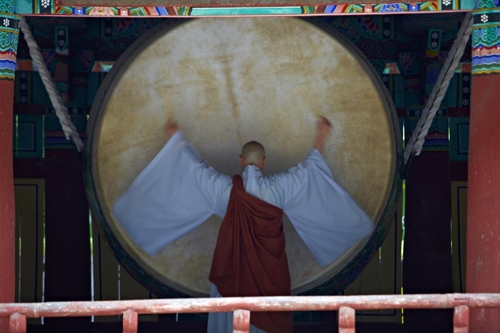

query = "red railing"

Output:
[[2, 293, 500, 333]]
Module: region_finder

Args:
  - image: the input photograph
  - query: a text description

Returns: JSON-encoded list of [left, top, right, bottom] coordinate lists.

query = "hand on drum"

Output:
[[165, 119, 180, 138], [314, 116, 332, 152]]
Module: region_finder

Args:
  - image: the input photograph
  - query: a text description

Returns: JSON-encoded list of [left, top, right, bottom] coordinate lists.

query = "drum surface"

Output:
[[86, 18, 401, 297]]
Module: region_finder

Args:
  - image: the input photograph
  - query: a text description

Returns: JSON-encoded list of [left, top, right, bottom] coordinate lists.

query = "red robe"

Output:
[[209, 175, 293, 333]]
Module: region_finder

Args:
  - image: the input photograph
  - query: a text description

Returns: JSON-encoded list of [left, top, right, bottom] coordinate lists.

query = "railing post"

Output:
[[123, 309, 138, 333], [454, 305, 470, 333], [9, 313, 26, 333], [339, 306, 355, 333], [233, 309, 251, 333]]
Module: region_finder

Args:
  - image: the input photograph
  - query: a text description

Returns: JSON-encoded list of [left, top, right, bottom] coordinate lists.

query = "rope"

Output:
[[19, 17, 84, 152], [403, 12, 473, 165]]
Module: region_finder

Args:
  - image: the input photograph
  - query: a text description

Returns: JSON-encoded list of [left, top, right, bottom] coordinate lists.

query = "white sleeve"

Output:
[[113, 131, 231, 255], [273, 149, 375, 267]]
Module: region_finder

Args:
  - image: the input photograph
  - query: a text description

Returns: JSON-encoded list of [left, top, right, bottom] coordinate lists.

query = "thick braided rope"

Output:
[[19, 17, 84, 152], [403, 12, 472, 165]]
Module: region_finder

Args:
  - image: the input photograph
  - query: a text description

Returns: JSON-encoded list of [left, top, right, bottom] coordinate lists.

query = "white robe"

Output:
[[113, 131, 374, 332]]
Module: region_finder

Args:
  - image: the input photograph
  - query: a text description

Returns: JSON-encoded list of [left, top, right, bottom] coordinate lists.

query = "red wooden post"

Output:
[[453, 305, 469, 333], [468, 8, 500, 332], [338, 306, 355, 333], [233, 309, 251, 333], [0, 80, 16, 333], [0, 8, 20, 332], [9, 313, 26, 333], [123, 309, 138, 333]]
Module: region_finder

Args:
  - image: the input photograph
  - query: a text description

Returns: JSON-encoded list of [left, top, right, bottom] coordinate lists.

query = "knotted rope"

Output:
[[19, 17, 84, 152], [403, 12, 473, 165]]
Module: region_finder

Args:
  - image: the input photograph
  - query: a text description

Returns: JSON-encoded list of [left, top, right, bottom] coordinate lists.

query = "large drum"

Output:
[[85, 18, 402, 298]]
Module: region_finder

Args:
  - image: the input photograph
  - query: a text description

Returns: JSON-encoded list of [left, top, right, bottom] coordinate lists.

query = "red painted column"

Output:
[[0, 79, 15, 332], [467, 74, 500, 330], [467, 7, 500, 332], [0, 9, 20, 332]]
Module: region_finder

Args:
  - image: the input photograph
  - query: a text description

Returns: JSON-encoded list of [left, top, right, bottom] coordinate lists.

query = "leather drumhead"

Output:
[[86, 17, 401, 297]]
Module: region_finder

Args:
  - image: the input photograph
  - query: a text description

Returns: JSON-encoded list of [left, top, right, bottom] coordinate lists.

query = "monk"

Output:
[[113, 116, 374, 333]]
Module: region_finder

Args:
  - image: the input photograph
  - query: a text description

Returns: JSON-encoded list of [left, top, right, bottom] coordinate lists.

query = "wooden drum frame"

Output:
[[85, 17, 402, 298]]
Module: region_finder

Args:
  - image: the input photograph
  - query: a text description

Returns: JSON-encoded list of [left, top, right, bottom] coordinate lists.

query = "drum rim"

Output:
[[299, 17, 403, 295], [84, 17, 403, 298]]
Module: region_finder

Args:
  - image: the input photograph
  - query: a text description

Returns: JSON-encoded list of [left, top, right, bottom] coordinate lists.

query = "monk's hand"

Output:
[[165, 119, 180, 138], [313, 116, 332, 152]]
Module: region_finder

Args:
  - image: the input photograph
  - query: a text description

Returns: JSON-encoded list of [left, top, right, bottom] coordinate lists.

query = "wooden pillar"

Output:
[[467, 6, 500, 332], [403, 152, 453, 333], [402, 20, 454, 331], [0, 78, 15, 331], [0, 6, 20, 332], [13, 149, 91, 327], [0, 7, 19, 332]]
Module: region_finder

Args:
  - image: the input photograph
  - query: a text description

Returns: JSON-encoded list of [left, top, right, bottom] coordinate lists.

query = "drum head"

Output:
[[86, 18, 402, 297]]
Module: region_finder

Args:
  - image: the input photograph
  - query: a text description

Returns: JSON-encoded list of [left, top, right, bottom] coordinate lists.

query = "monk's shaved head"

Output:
[[240, 141, 266, 170]]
